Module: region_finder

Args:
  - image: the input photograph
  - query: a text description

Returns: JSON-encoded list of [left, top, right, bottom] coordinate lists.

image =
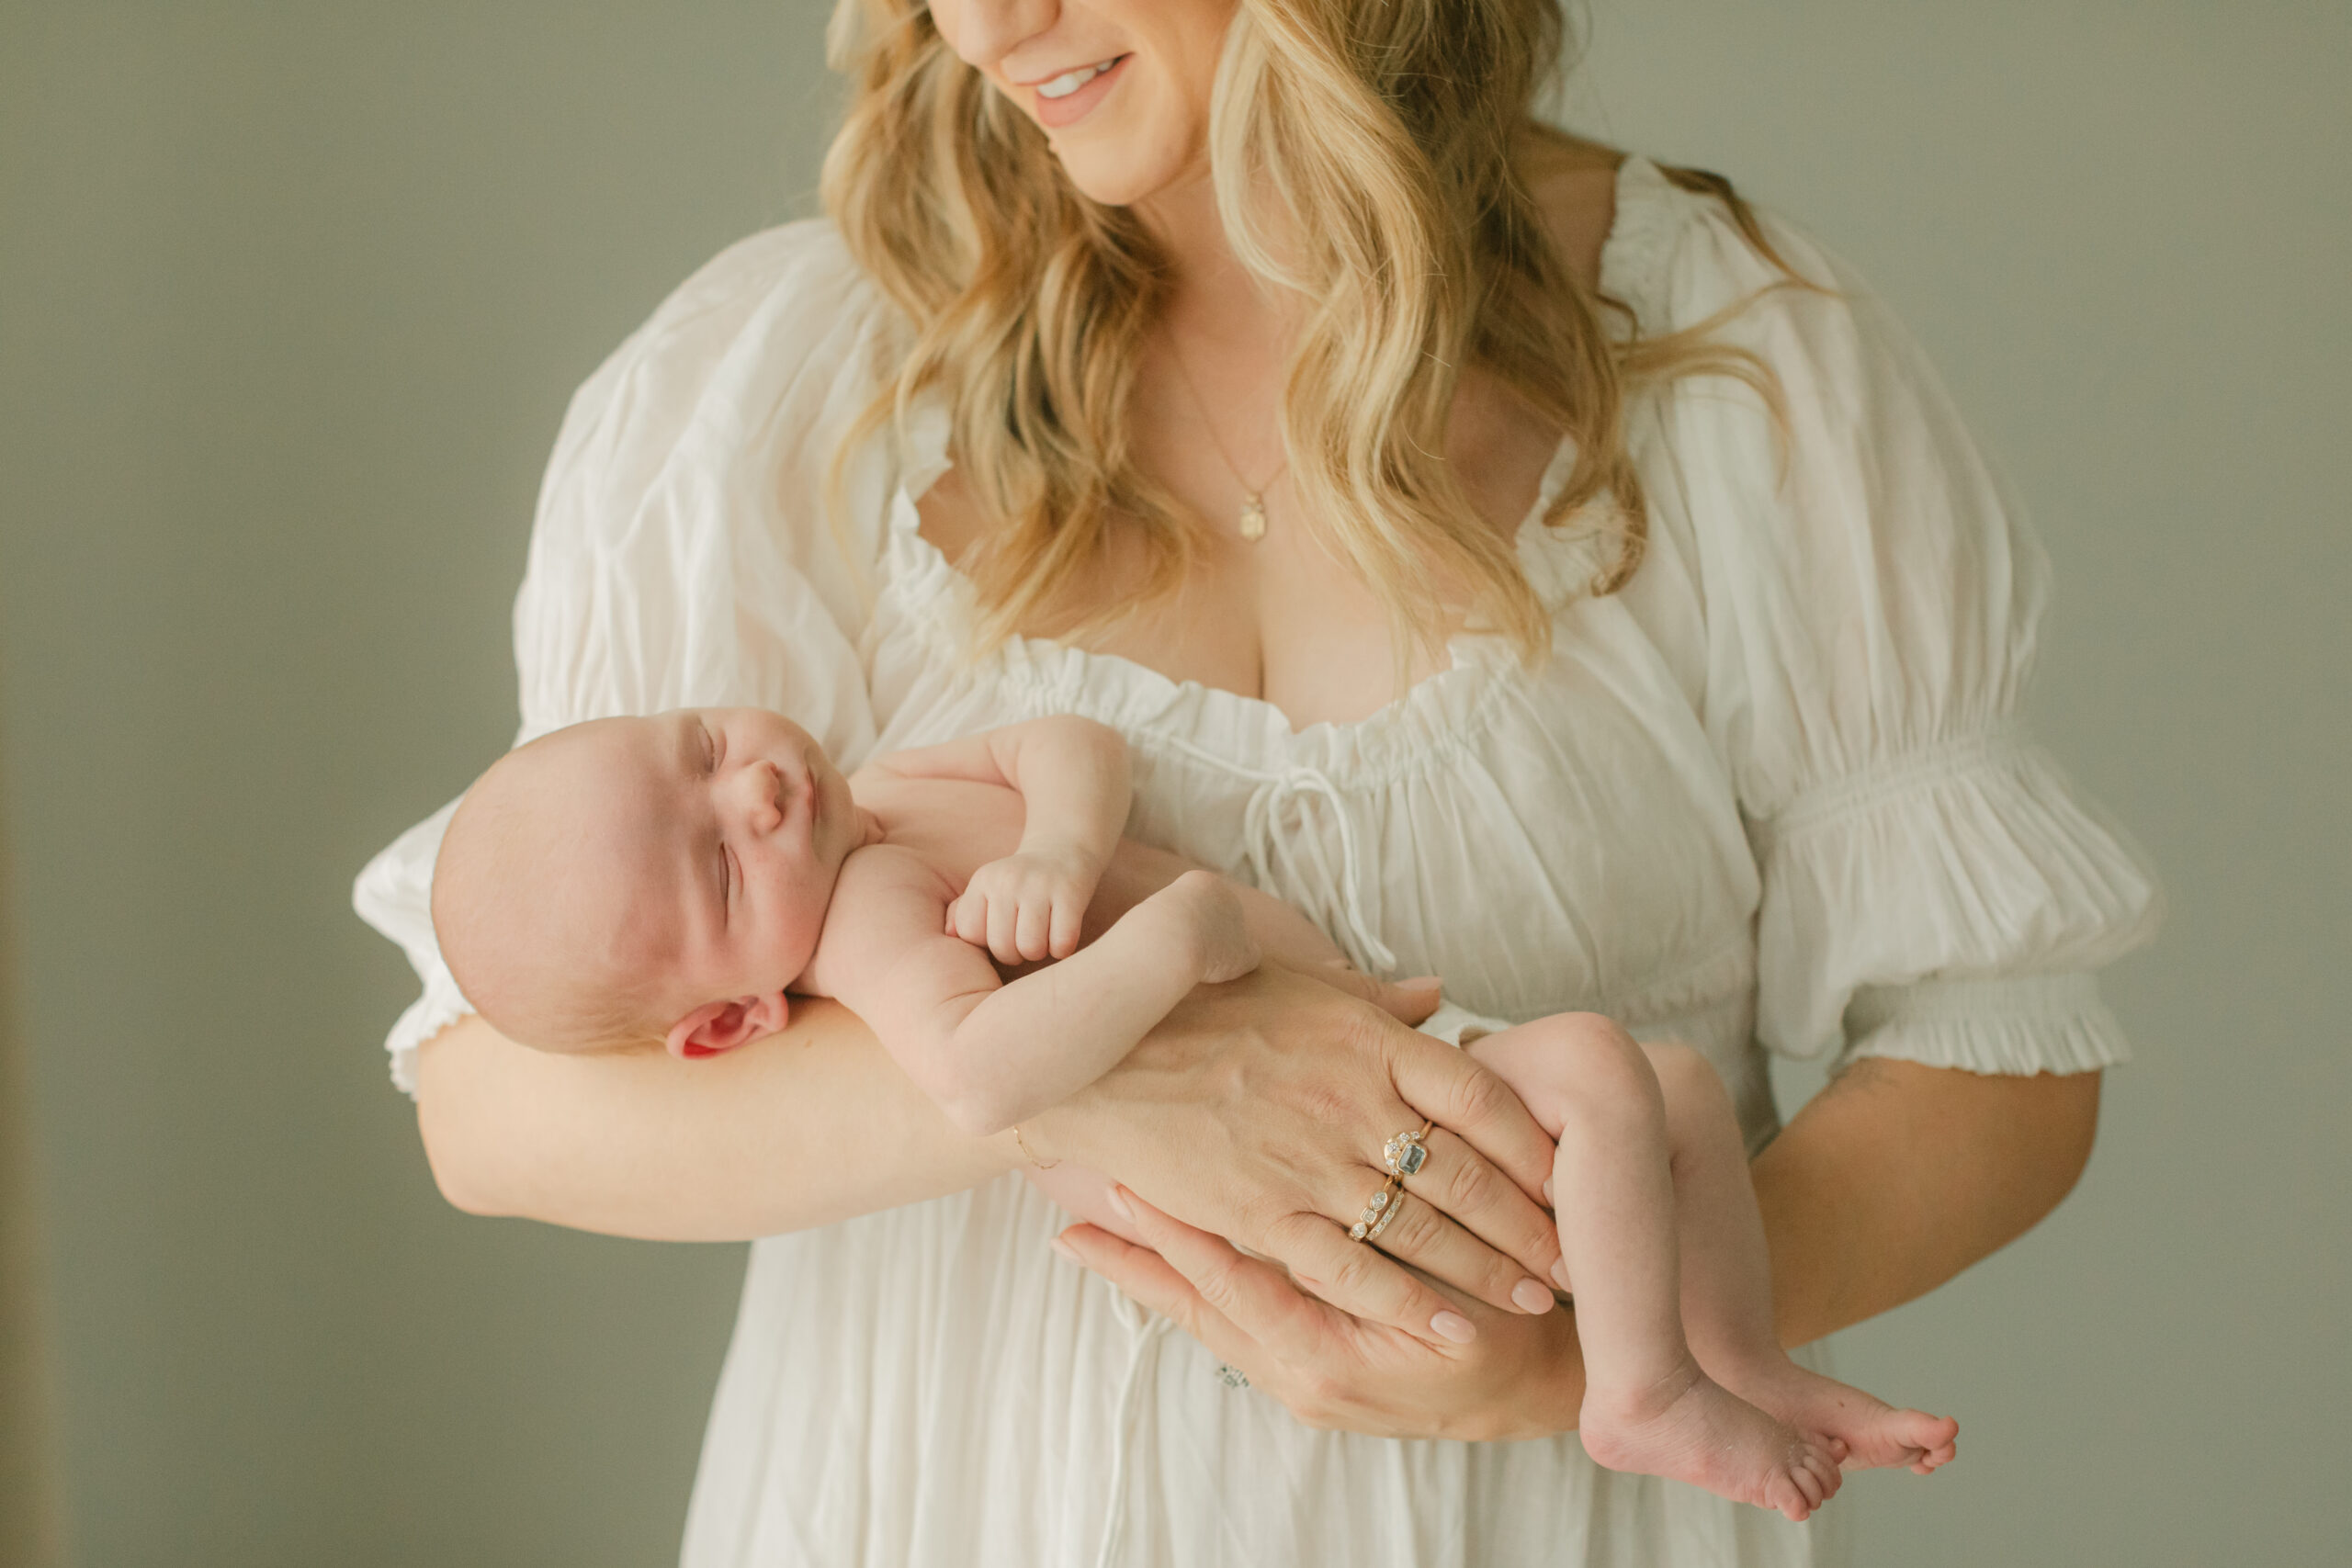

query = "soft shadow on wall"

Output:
[[0, 704, 67, 1566]]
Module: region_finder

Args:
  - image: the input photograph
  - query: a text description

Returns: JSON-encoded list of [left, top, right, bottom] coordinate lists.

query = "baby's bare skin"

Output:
[[1466, 1014, 1959, 1520], [434, 708, 1419, 1242]]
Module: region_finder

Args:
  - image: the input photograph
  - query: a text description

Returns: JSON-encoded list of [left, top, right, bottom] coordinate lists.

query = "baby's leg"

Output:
[[1470, 1015, 1840, 1521], [1642, 1043, 1960, 1474]]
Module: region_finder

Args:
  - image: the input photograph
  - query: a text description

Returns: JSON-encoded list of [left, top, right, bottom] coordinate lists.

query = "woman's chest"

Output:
[[916, 472, 1422, 728], [870, 575, 1758, 1026], [910, 384, 1559, 730]]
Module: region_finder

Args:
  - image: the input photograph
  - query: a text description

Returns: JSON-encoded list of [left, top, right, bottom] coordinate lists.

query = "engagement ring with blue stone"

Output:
[[1383, 1124, 1432, 1178]]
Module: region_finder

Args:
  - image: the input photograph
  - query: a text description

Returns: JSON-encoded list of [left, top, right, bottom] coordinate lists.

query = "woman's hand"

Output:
[[1024, 962, 1566, 1343], [1058, 1189, 1585, 1442]]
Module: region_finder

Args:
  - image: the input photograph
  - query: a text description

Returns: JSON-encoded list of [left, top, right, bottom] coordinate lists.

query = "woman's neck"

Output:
[[1133, 166, 1295, 353]]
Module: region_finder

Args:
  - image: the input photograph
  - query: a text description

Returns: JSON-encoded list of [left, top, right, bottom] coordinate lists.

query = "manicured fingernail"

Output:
[[1050, 1235, 1081, 1264], [1511, 1279, 1554, 1314], [1430, 1310, 1477, 1344], [1106, 1186, 1135, 1224], [1551, 1260, 1572, 1291], [1542, 1179, 1555, 1203]]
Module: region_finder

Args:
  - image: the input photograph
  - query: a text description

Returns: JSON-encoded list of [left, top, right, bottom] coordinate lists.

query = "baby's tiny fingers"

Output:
[[987, 897, 1022, 966], [1049, 897, 1083, 960], [950, 892, 989, 949], [1014, 898, 1051, 963]]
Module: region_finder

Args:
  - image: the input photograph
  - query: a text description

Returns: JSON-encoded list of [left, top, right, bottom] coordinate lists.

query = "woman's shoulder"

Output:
[[541, 217, 904, 538], [1589, 153, 1862, 345], [598, 217, 899, 389], [521, 218, 910, 662], [1519, 134, 1623, 295], [1515, 137, 1838, 339]]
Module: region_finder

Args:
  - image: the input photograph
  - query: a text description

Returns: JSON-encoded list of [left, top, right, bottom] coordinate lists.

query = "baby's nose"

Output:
[[734, 760, 786, 834]]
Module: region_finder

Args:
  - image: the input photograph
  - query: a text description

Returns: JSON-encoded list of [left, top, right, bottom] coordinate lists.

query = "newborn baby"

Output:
[[430, 707, 1391, 1228], [433, 705, 1363, 1123], [433, 705, 1957, 1522]]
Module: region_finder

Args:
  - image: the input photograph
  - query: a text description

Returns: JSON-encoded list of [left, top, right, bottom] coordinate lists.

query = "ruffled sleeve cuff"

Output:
[[352, 797, 473, 1097], [1841, 973, 2132, 1076], [1751, 724, 2165, 1068]]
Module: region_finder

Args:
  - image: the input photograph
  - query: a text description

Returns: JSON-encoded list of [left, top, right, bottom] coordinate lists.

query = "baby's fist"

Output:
[[949, 851, 1098, 964]]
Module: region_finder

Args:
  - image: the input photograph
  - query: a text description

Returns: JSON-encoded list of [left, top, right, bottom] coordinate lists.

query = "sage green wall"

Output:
[[0, 4, 2341, 1566]]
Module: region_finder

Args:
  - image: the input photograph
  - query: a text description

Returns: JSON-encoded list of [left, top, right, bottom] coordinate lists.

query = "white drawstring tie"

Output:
[[1155, 738, 1397, 976], [1090, 739, 1390, 1566], [1091, 1297, 1174, 1568]]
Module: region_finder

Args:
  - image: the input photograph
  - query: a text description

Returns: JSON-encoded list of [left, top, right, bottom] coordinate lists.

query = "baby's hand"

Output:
[[949, 850, 1101, 964]]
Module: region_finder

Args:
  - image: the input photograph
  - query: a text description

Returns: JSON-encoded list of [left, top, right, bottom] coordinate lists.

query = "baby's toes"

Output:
[[1912, 1434, 1960, 1475], [1766, 1470, 1818, 1525], [1899, 1412, 1959, 1461], [1801, 1443, 1844, 1503]]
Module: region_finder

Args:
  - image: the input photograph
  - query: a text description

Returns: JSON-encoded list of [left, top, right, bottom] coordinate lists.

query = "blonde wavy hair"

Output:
[[822, 0, 1801, 663]]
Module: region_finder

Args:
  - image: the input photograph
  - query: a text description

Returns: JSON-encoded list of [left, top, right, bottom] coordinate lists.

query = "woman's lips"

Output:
[[1032, 54, 1128, 130]]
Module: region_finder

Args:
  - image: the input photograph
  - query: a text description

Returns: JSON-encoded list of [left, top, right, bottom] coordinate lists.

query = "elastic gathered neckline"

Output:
[[875, 155, 1689, 784]]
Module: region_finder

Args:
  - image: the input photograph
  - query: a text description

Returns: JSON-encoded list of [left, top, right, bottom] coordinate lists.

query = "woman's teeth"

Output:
[[1037, 60, 1117, 100]]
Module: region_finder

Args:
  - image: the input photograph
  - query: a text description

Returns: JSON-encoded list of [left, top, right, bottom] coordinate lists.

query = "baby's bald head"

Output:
[[431, 723, 677, 1052], [432, 707, 857, 1059]]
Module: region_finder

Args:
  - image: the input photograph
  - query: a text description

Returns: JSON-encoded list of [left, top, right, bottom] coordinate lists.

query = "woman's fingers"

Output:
[[1388, 1033, 1557, 1203], [1052, 1223, 1267, 1372], [1391, 1128, 1564, 1295], [1250, 1205, 1487, 1346], [1306, 964, 1442, 1026], [1362, 1163, 1559, 1317], [1104, 1188, 1365, 1365]]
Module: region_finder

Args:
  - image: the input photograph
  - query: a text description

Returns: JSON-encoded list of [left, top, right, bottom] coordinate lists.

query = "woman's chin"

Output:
[[1047, 140, 1196, 213]]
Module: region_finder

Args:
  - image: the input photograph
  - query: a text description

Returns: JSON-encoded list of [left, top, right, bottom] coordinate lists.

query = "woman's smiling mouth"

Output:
[[1036, 58, 1119, 99], [1026, 54, 1129, 129]]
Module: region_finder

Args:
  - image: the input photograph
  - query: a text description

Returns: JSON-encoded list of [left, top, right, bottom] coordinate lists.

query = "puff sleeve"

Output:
[[1641, 183, 2165, 1074], [353, 221, 905, 1092]]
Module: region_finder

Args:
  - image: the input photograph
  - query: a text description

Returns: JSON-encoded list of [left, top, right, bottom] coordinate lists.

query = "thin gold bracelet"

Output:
[[1012, 1123, 1060, 1170]]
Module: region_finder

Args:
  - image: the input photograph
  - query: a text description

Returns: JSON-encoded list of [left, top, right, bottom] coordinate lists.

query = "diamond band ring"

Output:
[[1351, 1120, 1437, 1244], [1350, 1175, 1403, 1241]]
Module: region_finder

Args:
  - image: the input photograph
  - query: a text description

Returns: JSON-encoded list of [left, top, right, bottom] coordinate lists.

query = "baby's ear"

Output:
[[664, 991, 791, 1060]]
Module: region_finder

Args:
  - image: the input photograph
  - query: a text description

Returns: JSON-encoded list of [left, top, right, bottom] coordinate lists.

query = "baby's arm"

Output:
[[1074, 827, 1388, 975], [869, 716, 1131, 964], [819, 852, 1257, 1139]]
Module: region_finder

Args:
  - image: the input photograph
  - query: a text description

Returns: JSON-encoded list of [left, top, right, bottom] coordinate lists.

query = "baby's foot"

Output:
[[1581, 1360, 1845, 1523], [1722, 1357, 1960, 1476]]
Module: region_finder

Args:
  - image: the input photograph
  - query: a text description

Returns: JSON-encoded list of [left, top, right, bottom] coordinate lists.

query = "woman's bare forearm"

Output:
[[413, 1001, 1017, 1241], [1754, 1058, 2101, 1347]]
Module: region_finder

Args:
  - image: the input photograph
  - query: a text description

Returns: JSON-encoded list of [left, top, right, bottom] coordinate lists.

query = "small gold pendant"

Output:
[[1238, 493, 1267, 543]]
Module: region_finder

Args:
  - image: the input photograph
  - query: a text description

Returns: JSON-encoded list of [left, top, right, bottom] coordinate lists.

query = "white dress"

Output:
[[355, 157, 2163, 1567]]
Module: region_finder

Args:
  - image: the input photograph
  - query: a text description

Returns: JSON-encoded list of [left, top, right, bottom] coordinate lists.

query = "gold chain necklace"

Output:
[[1169, 343, 1288, 543]]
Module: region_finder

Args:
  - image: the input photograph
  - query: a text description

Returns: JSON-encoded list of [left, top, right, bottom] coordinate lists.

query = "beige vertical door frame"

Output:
[[0, 688, 66, 1567]]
